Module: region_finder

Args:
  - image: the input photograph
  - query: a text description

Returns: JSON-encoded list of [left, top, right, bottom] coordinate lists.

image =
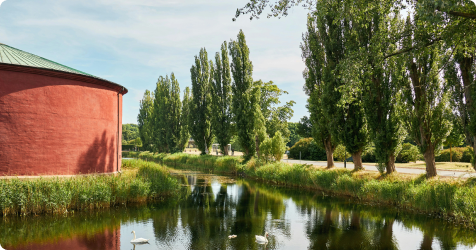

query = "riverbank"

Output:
[[123, 151, 476, 228], [0, 160, 180, 216]]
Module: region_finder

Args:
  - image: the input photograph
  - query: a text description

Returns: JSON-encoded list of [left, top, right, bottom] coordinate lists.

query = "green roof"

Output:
[[0, 43, 97, 78]]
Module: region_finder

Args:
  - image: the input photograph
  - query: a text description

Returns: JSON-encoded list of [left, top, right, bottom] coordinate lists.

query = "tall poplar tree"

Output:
[[137, 90, 154, 151], [190, 48, 214, 154], [166, 73, 182, 153], [400, 17, 452, 177], [301, 15, 338, 168], [445, 51, 476, 168], [153, 75, 170, 152], [340, 1, 405, 174], [230, 30, 257, 159], [179, 87, 191, 151], [211, 42, 233, 155]]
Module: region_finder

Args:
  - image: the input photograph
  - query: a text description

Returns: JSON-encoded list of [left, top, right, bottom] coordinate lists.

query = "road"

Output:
[[283, 159, 476, 178]]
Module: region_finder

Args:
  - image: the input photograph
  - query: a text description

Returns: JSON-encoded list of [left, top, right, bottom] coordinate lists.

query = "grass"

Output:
[[394, 162, 475, 172], [124, 151, 476, 228], [0, 159, 179, 216]]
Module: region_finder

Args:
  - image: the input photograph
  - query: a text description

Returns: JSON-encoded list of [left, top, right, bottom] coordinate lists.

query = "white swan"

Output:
[[0, 243, 5, 250], [255, 232, 268, 244], [131, 231, 149, 244]]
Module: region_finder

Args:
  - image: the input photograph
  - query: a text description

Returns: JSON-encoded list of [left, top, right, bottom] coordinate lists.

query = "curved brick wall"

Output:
[[0, 66, 125, 175]]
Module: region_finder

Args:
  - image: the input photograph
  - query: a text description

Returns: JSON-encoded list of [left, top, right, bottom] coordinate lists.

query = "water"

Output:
[[1, 171, 476, 250]]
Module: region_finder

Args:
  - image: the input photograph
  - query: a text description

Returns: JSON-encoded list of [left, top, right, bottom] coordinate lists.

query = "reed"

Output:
[[0, 160, 179, 216], [129, 152, 476, 227]]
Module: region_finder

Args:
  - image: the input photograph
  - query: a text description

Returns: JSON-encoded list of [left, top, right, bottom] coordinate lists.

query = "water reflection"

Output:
[[1, 173, 476, 250]]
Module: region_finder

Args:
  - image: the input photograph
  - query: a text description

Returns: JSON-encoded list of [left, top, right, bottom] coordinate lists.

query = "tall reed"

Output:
[[0, 160, 179, 216]]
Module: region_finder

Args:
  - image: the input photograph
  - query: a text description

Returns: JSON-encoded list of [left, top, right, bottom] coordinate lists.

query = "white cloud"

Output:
[[0, 0, 310, 123]]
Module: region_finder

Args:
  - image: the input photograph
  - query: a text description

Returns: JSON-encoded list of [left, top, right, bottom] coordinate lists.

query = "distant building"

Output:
[[0, 43, 127, 175]]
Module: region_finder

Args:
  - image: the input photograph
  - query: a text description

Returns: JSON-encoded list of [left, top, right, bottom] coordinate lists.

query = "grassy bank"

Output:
[[0, 160, 179, 216], [124, 151, 476, 227]]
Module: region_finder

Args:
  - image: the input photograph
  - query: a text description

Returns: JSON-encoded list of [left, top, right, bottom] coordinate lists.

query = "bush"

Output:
[[462, 147, 474, 163], [272, 131, 286, 161], [334, 145, 351, 162], [361, 147, 377, 163], [396, 143, 419, 163], [288, 138, 326, 161], [436, 148, 463, 162]]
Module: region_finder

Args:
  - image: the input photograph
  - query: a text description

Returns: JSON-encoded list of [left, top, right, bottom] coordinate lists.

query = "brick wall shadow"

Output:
[[76, 130, 116, 174]]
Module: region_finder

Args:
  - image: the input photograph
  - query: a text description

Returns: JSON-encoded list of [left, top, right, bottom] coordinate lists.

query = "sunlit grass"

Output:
[[394, 162, 474, 171], [0, 160, 179, 216]]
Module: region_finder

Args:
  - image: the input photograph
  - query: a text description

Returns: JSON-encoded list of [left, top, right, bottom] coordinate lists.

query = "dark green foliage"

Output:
[[153, 75, 171, 152], [287, 122, 302, 147], [211, 42, 233, 155], [288, 138, 326, 161], [256, 80, 295, 141], [361, 147, 377, 163], [435, 147, 474, 163], [230, 30, 257, 159], [166, 73, 182, 153], [190, 48, 214, 154], [179, 87, 191, 150], [152, 73, 184, 153], [296, 116, 312, 138], [445, 54, 476, 167], [137, 90, 154, 151], [301, 15, 338, 167], [122, 124, 140, 142], [396, 143, 420, 163]]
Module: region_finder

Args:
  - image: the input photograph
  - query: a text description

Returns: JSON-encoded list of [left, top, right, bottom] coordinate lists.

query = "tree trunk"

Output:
[[352, 151, 364, 171], [386, 153, 396, 174], [450, 144, 452, 162], [255, 135, 260, 160], [223, 146, 228, 156], [473, 138, 476, 171], [324, 141, 335, 168], [424, 146, 437, 178], [419, 232, 434, 250]]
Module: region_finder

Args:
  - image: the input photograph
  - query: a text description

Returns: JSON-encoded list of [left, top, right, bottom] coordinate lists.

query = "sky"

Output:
[[0, 0, 310, 124]]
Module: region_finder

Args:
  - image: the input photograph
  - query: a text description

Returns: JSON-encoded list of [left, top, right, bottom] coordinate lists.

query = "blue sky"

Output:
[[0, 0, 310, 124]]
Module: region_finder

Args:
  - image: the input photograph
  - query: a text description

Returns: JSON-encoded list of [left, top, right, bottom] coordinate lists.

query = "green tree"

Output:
[[297, 116, 312, 138], [259, 137, 273, 163], [166, 73, 182, 153], [315, 1, 368, 171], [230, 30, 257, 159], [338, 1, 405, 174], [190, 48, 214, 154], [179, 87, 191, 151], [137, 90, 154, 151], [211, 41, 233, 155], [255, 80, 295, 142], [271, 131, 286, 161], [444, 115, 465, 162], [400, 17, 452, 177], [287, 122, 302, 148], [153, 75, 171, 152], [122, 124, 140, 142], [301, 15, 338, 168], [445, 51, 476, 167]]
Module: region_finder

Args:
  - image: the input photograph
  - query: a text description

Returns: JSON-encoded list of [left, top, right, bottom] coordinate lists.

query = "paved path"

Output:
[[283, 159, 476, 178]]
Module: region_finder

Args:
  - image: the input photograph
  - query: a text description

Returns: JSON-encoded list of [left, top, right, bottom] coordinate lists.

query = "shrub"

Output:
[[288, 138, 326, 161], [259, 138, 273, 162], [271, 131, 286, 161], [334, 145, 351, 162], [361, 147, 377, 163], [396, 143, 419, 163]]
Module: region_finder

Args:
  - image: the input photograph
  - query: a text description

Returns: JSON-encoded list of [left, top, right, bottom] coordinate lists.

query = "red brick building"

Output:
[[0, 43, 127, 175]]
